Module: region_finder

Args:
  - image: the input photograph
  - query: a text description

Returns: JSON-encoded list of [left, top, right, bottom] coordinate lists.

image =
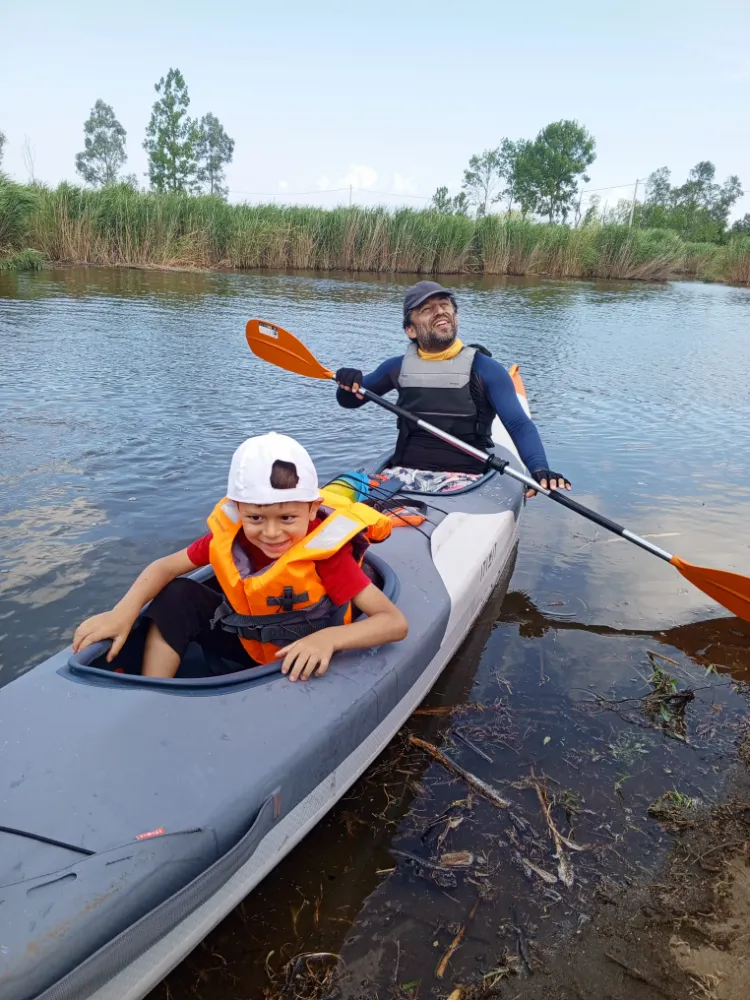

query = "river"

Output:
[[1, 267, 750, 997]]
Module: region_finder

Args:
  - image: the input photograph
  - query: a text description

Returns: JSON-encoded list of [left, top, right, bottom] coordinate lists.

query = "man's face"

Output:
[[406, 294, 458, 352]]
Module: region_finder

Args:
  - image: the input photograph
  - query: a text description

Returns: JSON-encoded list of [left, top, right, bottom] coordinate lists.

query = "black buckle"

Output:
[[266, 586, 309, 613]]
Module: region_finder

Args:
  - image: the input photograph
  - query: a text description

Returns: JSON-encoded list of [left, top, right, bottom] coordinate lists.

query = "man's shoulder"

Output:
[[369, 355, 404, 378], [470, 350, 508, 379]]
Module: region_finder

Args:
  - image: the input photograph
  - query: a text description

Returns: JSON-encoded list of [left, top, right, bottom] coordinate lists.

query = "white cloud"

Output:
[[341, 163, 378, 189], [278, 180, 289, 190]]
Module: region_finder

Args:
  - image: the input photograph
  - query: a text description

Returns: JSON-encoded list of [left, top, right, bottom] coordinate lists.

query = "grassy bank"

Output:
[[2, 179, 749, 282]]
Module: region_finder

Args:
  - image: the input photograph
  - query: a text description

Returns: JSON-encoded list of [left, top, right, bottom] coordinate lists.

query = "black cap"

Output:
[[402, 281, 456, 327]]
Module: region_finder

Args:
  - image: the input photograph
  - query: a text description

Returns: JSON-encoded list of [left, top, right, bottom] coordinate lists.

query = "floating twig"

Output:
[[516, 853, 558, 885], [436, 897, 480, 979], [440, 850, 474, 867], [528, 771, 589, 888], [453, 730, 493, 763], [512, 903, 534, 974], [646, 649, 680, 666], [390, 848, 451, 873], [408, 736, 510, 808]]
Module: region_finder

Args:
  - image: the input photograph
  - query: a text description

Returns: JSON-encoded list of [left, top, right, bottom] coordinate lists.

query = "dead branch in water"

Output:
[[436, 897, 480, 979], [408, 735, 510, 808]]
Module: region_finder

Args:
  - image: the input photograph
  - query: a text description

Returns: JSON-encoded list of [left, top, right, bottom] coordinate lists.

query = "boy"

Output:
[[72, 433, 408, 683]]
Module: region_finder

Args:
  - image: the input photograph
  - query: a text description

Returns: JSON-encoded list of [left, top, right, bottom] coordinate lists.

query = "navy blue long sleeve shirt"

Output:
[[336, 352, 549, 473]]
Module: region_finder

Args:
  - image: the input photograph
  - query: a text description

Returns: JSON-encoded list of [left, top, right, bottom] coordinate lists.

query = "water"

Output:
[[1, 267, 750, 996]]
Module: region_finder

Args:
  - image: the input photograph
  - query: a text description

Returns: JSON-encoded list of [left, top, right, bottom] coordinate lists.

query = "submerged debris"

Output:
[[408, 736, 510, 808], [440, 850, 475, 868], [436, 897, 480, 979]]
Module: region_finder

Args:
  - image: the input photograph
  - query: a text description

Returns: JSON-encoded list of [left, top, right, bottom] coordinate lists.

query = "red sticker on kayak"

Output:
[[136, 827, 165, 840]]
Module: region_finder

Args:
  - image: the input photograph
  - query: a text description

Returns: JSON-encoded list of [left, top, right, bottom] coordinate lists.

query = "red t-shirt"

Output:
[[186, 523, 372, 607]]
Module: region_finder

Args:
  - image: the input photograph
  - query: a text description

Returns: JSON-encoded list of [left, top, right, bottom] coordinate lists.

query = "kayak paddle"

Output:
[[246, 318, 750, 623]]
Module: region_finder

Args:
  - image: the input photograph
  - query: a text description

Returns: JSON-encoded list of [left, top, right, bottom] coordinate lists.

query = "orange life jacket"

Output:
[[208, 488, 392, 664]]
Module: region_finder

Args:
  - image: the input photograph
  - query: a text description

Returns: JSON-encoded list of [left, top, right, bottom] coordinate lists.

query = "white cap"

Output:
[[226, 432, 321, 505]]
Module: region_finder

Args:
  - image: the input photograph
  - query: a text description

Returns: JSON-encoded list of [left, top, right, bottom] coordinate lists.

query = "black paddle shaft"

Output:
[[358, 386, 674, 563]]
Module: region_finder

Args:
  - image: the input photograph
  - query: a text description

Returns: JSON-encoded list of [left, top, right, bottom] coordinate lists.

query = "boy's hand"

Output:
[[72, 610, 135, 662], [276, 630, 337, 682]]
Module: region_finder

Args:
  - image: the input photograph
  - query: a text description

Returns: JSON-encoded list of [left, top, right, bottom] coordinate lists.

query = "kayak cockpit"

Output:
[[65, 551, 400, 689]]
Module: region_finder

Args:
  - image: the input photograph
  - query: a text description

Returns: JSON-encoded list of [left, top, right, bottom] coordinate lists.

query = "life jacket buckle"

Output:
[[267, 586, 309, 613]]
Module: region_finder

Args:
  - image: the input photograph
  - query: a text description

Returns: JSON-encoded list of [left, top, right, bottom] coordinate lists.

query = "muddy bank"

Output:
[[266, 762, 750, 1000]]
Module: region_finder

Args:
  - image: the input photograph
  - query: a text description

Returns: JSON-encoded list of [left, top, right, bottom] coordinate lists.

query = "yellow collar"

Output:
[[416, 337, 464, 361]]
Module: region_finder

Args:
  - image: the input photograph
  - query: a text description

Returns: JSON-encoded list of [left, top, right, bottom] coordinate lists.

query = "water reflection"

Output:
[[1, 266, 749, 995], [502, 590, 750, 680]]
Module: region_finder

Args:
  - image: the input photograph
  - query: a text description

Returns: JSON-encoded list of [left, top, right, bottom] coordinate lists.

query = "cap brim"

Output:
[[405, 289, 454, 317]]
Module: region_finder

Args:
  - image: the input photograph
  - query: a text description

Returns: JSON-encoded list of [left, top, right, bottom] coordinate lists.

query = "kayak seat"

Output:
[[66, 552, 399, 688], [373, 452, 498, 496]]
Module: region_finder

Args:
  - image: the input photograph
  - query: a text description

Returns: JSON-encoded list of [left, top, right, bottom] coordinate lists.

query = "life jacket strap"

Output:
[[210, 597, 348, 644]]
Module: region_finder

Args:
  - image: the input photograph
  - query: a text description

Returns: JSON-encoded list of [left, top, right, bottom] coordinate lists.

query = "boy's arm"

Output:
[[332, 583, 408, 650], [72, 548, 196, 661], [276, 583, 408, 682]]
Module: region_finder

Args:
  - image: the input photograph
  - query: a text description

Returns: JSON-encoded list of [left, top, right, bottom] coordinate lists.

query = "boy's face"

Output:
[[236, 500, 320, 559]]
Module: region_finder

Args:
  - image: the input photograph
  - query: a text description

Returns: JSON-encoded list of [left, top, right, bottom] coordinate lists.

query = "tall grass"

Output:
[[2, 180, 750, 284], [0, 175, 45, 270]]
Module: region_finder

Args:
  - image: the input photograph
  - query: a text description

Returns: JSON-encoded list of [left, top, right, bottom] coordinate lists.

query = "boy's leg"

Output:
[[142, 622, 181, 678], [141, 577, 256, 677], [142, 578, 226, 677]]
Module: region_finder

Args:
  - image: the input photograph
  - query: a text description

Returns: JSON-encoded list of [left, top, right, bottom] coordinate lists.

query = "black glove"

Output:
[[531, 469, 571, 490], [335, 367, 364, 391]]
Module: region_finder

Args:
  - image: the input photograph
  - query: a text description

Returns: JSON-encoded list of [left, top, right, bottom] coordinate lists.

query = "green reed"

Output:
[[2, 180, 749, 283]]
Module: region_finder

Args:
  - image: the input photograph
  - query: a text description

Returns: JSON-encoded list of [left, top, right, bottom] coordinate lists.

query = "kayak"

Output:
[[0, 371, 529, 1000]]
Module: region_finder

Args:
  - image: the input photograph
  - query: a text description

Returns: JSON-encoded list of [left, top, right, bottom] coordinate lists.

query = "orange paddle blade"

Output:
[[671, 555, 750, 621], [246, 319, 334, 380]]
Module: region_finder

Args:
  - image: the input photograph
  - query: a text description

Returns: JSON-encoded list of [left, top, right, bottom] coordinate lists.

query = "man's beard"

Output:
[[414, 317, 458, 353]]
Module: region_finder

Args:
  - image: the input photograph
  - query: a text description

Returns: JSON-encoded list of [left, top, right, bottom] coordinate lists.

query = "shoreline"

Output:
[[12, 258, 748, 289]]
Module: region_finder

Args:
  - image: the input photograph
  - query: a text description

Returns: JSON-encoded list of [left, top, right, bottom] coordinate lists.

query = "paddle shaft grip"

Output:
[[360, 386, 675, 564]]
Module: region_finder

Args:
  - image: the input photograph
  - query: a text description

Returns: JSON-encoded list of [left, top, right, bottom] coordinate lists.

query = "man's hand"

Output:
[[526, 468, 572, 500], [335, 367, 364, 398], [276, 630, 338, 682], [72, 609, 137, 662]]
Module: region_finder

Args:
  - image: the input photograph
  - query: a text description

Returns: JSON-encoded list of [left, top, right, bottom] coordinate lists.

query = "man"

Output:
[[335, 280, 571, 496]]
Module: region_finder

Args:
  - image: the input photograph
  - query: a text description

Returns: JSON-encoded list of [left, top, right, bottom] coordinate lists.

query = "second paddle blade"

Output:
[[246, 319, 334, 380], [671, 555, 750, 622]]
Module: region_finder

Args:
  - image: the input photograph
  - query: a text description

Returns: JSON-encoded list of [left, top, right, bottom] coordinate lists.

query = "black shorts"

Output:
[[143, 577, 257, 673]]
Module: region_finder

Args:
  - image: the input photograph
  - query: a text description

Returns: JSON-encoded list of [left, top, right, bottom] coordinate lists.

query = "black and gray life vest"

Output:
[[392, 344, 495, 472]]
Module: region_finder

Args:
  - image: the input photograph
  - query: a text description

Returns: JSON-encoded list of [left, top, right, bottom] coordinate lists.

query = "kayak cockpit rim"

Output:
[[64, 552, 400, 691]]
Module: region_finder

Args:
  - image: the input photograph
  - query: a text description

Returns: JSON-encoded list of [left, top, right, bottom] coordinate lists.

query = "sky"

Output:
[[2, 0, 749, 219]]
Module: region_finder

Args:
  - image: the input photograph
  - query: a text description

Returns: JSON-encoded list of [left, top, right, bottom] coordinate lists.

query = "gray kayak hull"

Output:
[[0, 451, 524, 1000]]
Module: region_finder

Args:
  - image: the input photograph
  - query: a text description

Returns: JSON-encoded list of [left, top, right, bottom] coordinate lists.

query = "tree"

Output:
[[429, 186, 470, 216], [0, 130, 5, 167], [496, 138, 534, 215], [143, 68, 199, 193], [521, 120, 596, 223], [642, 162, 743, 241], [75, 100, 127, 187], [645, 166, 671, 206], [731, 214, 750, 236], [195, 113, 234, 197], [461, 148, 504, 217]]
